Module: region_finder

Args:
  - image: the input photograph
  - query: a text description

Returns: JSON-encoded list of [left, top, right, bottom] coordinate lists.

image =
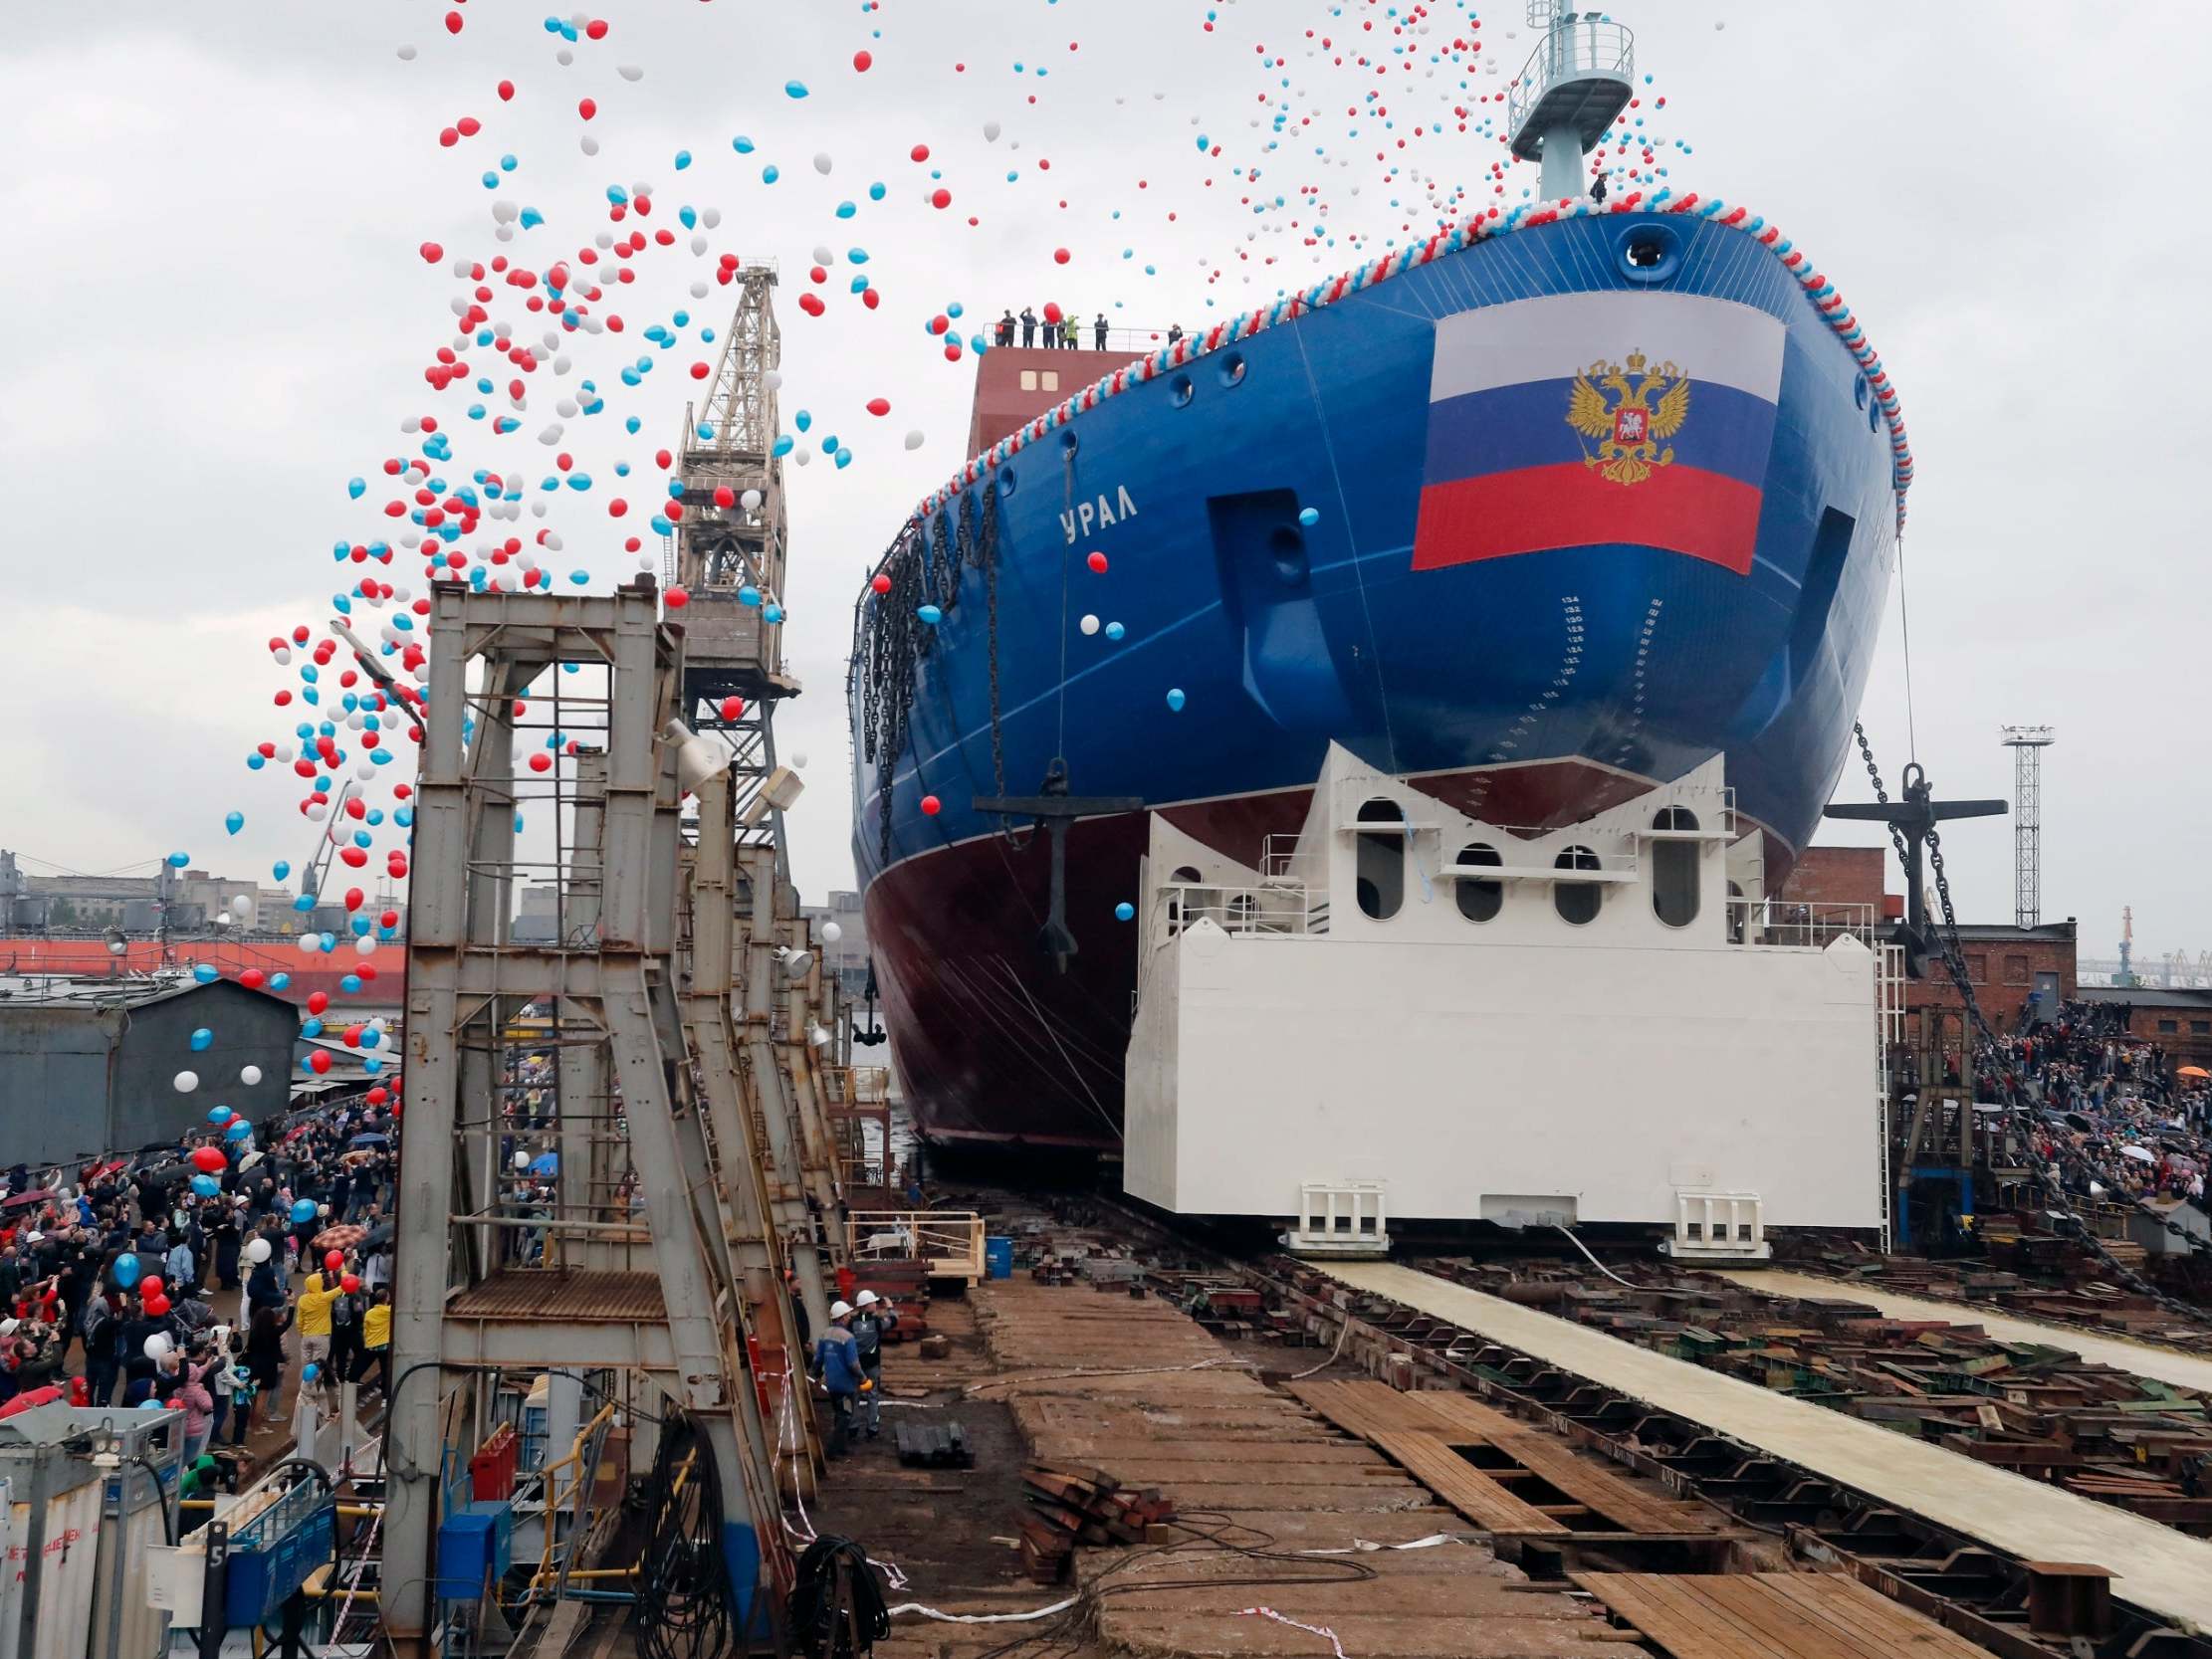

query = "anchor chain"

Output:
[[1856, 723, 2212, 1309]]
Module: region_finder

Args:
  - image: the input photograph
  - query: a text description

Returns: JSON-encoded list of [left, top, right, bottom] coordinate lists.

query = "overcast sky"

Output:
[[1, 1, 2204, 967]]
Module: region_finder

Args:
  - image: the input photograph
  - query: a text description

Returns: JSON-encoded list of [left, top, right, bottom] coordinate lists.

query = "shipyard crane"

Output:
[[668, 260, 803, 867]]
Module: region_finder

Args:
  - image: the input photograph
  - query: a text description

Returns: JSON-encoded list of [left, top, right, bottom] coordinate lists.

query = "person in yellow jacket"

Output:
[[357, 1289, 391, 1396], [295, 1271, 337, 1386]]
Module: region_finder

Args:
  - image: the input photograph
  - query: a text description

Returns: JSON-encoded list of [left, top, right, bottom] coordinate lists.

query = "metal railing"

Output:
[[1157, 883, 1319, 938], [1508, 17, 1635, 134], [1726, 899, 1880, 950], [845, 1209, 986, 1281], [979, 322, 1181, 357]]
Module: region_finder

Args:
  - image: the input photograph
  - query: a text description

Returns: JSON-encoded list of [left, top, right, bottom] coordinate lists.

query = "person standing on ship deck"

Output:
[[1019, 307, 1036, 347], [1094, 313, 1109, 350], [997, 311, 1016, 347]]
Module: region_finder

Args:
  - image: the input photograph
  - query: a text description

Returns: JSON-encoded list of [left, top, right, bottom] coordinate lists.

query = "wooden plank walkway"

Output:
[[1292, 1379, 1727, 1537], [1571, 1572, 1993, 1659], [943, 1278, 1632, 1658], [1331, 1261, 2212, 1630]]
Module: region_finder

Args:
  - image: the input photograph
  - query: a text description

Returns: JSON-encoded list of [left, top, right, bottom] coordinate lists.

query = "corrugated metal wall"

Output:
[[111, 984, 295, 1152], [0, 1007, 123, 1166], [0, 982, 297, 1169]]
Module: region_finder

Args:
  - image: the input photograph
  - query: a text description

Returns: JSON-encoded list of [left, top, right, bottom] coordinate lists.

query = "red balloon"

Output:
[[797, 292, 825, 316], [719, 696, 746, 721], [871, 573, 892, 595], [344, 888, 364, 912], [690, 361, 710, 379], [1054, 248, 1071, 265], [529, 752, 553, 772], [910, 143, 931, 162], [143, 1295, 171, 1318], [191, 1146, 226, 1173], [921, 794, 942, 816], [1087, 551, 1108, 573], [307, 991, 329, 1014], [866, 397, 891, 416], [577, 98, 597, 120], [419, 242, 444, 265], [367, 1087, 390, 1106], [713, 485, 735, 508], [655, 448, 672, 468], [326, 1250, 345, 1273], [1042, 302, 1063, 324], [585, 19, 608, 40], [141, 1277, 163, 1299], [498, 80, 515, 102], [444, 9, 463, 34], [854, 50, 872, 71], [665, 586, 690, 609], [930, 188, 952, 210], [341, 1274, 361, 1294], [239, 969, 267, 990], [309, 1050, 332, 1075]]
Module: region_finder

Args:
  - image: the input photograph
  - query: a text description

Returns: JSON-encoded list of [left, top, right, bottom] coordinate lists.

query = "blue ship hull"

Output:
[[849, 209, 1900, 1146]]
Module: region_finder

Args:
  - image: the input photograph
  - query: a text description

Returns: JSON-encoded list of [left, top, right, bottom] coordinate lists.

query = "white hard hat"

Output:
[[828, 1300, 854, 1321], [854, 1290, 880, 1308]]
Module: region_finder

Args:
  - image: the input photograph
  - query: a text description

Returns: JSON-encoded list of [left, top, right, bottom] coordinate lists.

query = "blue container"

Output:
[[985, 1236, 1013, 1280]]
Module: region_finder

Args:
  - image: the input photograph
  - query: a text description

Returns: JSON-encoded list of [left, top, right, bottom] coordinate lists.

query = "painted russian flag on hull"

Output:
[[1412, 292, 1786, 576]]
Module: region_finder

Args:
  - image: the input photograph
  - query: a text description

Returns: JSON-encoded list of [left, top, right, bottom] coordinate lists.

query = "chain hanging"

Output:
[[851, 485, 1004, 866], [1856, 722, 2212, 1310]]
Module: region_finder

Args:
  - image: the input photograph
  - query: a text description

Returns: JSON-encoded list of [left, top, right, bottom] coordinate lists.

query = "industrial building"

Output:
[[0, 974, 297, 1168]]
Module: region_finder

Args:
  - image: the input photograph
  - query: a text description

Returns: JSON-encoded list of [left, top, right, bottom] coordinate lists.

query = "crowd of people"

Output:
[[0, 1095, 400, 1465], [993, 307, 1182, 353], [1981, 1000, 2212, 1210]]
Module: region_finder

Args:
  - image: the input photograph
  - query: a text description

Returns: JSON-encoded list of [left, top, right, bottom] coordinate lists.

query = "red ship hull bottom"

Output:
[[864, 759, 1786, 1149]]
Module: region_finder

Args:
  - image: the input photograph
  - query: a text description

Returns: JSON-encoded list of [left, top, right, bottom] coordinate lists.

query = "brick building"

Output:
[[1778, 846, 2077, 1034], [2077, 985, 2212, 1074]]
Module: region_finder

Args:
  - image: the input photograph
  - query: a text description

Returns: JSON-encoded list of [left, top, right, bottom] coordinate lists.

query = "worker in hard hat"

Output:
[[809, 1299, 863, 1458], [850, 1290, 900, 1441]]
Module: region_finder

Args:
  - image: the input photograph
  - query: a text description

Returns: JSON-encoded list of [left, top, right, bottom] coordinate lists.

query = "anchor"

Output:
[[975, 758, 1142, 971], [1823, 761, 2005, 978]]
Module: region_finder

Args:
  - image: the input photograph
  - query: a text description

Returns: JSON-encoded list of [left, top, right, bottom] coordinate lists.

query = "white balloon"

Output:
[[821, 922, 843, 944], [617, 63, 644, 81], [812, 152, 833, 175], [144, 1334, 173, 1360], [245, 1237, 272, 1264], [515, 1149, 531, 1169], [241, 1066, 263, 1086], [298, 934, 324, 955], [579, 134, 599, 156], [904, 429, 926, 451], [173, 1071, 199, 1094], [794, 449, 811, 467], [762, 369, 780, 390], [790, 750, 809, 768], [1079, 614, 1100, 636], [983, 120, 1001, 141], [741, 489, 762, 510], [556, 46, 574, 65], [396, 43, 417, 61]]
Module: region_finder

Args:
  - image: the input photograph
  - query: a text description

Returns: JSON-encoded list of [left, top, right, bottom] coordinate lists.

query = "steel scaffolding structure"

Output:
[[2000, 725, 2055, 929], [381, 581, 838, 1655]]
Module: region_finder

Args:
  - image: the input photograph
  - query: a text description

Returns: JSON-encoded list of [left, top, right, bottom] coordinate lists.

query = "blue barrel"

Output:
[[985, 1236, 1013, 1280]]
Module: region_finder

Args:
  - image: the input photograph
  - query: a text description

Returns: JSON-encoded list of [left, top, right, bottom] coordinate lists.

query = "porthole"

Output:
[[1171, 374, 1195, 408], [1355, 798, 1406, 922], [1061, 429, 1079, 455], [1553, 845, 1603, 926], [1454, 843, 1503, 924], [1616, 221, 1680, 285], [1651, 808, 1700, 930], [1218, 352, 1247, 388], [997, 466, 1016, 495]]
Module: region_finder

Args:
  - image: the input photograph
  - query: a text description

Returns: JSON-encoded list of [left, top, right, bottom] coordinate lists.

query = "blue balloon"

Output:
[[784, 79, 809, 98], [917, 604, 943, 625], [303, 1363, 320, 1382], [1115, 902, 1136, 922], [1297, 506, 1321, 527], [112, 1253, 141, 1289], [340, 974, 363, 994], [190, 1028, 213, 1052], [1105, 622, 1126, 642], [225, 811, 245, 835], [207, 1106, 231, 1124], [291, 1199, 318, 1224], [269, 973, 291, 992], [1166, 688, 1187, 712], [192, 965, 219, 984], [190, 1174, 221, 1198], [166, 851, 191, 869], [347, 477, 366, 500], [274, 860, 291, 882], [225, 1121, 252, 1142]]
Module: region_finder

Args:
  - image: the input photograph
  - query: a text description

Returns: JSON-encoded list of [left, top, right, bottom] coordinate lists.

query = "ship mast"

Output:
[[1508, 1, 1637, 201]]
